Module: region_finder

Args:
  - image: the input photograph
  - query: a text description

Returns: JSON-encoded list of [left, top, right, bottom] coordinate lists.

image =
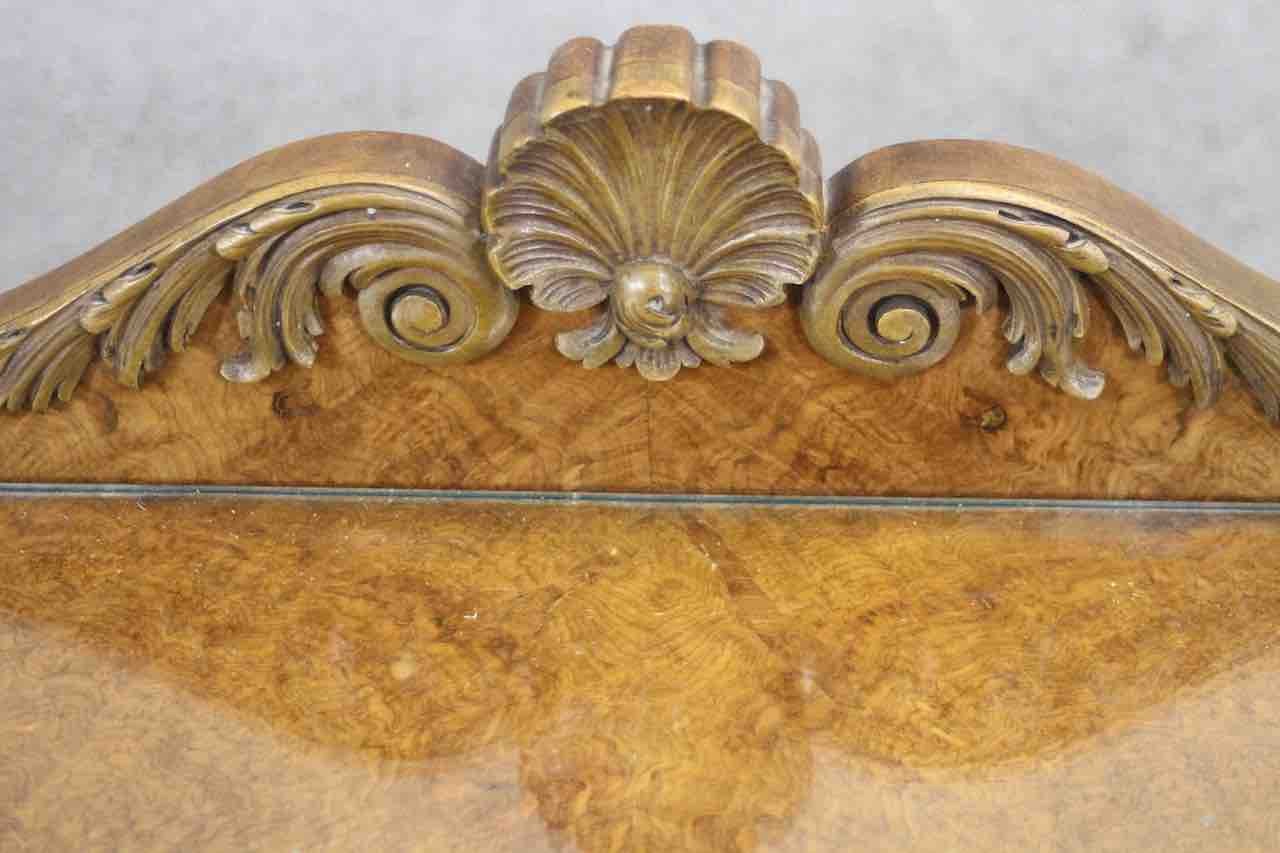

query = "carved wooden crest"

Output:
[[483, 30, 823, 379], [2, 25, 1278, 422]]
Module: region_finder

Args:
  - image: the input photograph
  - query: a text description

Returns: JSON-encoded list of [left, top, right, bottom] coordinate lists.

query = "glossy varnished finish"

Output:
[[1, 291, 1279, 498], [2, 493, 1279, 851], [5, 24, 1279, 853]]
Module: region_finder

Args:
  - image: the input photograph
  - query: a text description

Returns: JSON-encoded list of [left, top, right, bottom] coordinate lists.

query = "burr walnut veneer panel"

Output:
[[2, 494, 1278, 851]]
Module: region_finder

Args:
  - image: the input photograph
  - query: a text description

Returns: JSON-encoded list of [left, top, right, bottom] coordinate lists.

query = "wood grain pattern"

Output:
[[1, 286, 1278, 497], [3, 494, 1279, 850]]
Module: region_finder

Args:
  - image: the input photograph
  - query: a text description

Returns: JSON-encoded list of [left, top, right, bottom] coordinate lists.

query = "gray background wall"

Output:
[[3, 1, 1278, 291]]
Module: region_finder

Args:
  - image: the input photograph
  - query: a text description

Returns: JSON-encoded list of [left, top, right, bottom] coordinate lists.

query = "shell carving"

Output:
[[7, 25, 1280, 427], [482, 26, 824, 380]]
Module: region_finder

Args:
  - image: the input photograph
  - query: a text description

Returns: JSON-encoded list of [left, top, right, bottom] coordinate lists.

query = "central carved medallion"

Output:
[[482, 29, 824, 379]]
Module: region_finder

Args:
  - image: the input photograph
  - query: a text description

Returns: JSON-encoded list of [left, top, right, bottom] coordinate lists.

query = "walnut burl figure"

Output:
[[2, 25, 1279, 420], [5, 27, 1280, 852]]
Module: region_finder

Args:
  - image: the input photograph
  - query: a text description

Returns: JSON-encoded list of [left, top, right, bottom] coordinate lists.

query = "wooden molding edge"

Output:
[[2, 25, 1278, 423]]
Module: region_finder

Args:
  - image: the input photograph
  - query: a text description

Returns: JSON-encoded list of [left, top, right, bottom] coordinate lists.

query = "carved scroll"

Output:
[[2, 26, 1279, 425], [804, 141, 1280, 420], [0, 134, 517, 411]]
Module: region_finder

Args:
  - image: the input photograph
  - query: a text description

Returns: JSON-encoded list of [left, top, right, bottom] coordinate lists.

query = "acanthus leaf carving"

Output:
[[2, 27, 1279, 428], [804, 144, 1280, 424], [0, 164, 517, 412], [211, 185, 517, 384]]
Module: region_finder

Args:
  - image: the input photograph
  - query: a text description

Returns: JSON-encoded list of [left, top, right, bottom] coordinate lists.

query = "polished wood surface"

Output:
[[5, 23, 1278, 853], [2, 288, 1279, 498], [2, 493, 1279, 850]]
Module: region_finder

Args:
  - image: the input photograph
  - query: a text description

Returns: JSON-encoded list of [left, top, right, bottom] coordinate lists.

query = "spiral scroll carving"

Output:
[[803, 197, 1280, 419], [5, 29, 1280, 427], [0, 180, 516, 411], [214, 186, 516, 383]]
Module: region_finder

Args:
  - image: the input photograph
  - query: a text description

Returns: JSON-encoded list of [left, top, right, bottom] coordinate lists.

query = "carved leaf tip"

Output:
[[4, 30, 1280, 431], [804, 195, 1280, 423], [0, 182, 518, 413]]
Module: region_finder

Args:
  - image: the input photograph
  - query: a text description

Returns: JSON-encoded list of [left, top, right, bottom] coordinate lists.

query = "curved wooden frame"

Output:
[[2, 25, 1278, 424]]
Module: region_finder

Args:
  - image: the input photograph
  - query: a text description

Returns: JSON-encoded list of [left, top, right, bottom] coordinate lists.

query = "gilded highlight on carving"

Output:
[[1, 24, 1279, 424]]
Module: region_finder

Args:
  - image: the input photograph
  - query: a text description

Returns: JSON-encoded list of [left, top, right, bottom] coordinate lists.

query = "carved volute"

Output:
[[2, 23, 1279, 429]]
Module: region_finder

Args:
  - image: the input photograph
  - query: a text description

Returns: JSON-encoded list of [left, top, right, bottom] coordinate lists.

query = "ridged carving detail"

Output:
[[212, 185, 517, 384], [3, 26, 1280, 427], [803, 197, 1280, 420], [0, 182, 516, 411], [483, 26, 824, 380]]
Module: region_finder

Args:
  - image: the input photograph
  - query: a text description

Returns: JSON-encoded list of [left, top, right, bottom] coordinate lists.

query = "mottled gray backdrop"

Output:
[[3, 1, 1278, 291]]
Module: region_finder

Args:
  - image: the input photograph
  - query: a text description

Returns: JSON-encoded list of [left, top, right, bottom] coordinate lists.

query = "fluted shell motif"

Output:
[[482, 26, 824, 380]]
